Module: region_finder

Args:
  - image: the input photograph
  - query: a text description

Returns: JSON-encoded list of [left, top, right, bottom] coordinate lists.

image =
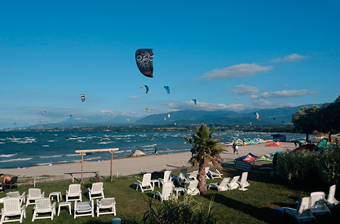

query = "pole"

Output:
[[110, 150, 113, 181], [81, 152, 84, 184]]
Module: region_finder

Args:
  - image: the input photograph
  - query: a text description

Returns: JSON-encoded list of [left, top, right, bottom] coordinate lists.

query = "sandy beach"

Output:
[[1, 142, 295, 182]]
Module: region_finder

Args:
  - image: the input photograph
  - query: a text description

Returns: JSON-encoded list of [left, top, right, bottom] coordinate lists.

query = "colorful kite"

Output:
[[135, 49, 154, 78], [70, 115, 72, 119], [168, 114, 170, 118], [254, 112, 260, 120], [164, 86, 170, 94], [42, 111, 46, 116], [141, 85, 149, 94], [192, 99, 197, 105], [145, 108, 148, 111], [80, 94, 85, 102]]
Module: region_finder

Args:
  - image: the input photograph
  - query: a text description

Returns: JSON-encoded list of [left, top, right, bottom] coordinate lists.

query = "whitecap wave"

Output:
[[66, 154, 80, 157], [98, 141, 114, 144], [0, 153, 17, 158], [40, 155, 62, 158], [84, 156, 101, 161], [0, 158, 32, 163], [142, 144, 157, 148]]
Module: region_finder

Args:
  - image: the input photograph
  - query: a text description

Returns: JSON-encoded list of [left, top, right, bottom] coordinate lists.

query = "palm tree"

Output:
[[184, 124, 226, 195]]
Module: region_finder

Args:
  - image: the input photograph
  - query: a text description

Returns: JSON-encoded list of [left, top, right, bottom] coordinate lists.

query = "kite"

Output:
[[135, 49, 154, 78], [70, 115, 72, 119], [80, 94, 85, 102], [42, 111, 46, 116], [254, 112, 259, 120], [141, 85, 149, 94], [282, 121, 284, 124], [14, 122, 16, 125], [145, 108, 148, 111], [164, 86, 170, 94], [164, 117, 166, 121], [38, 121, 40, 125], [168, 114, 170, 118], [192, 99, 197, 105], [127, 119, 130, 122]]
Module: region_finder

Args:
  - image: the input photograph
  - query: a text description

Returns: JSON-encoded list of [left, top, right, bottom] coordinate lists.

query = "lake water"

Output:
[[0, 130, 308, 169]]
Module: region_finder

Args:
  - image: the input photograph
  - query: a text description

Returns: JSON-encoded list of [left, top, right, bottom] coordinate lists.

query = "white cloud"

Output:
[[271, 53, 307, 63], [165, 100, 297, 111], [261, 90, 319, 98], [201, 63, 273, 80], [236, 97, 241, 100], [129, 96, 140, 99], [231, 85, 259, 95], [99, 110, 140, 117], [250, 95, 259, 99]]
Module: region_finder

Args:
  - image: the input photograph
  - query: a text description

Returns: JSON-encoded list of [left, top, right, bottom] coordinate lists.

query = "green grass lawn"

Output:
[[1, 161, 339, 223]]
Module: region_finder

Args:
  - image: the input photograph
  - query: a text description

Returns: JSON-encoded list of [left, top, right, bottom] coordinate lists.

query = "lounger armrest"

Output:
[[52, 202, 56, 209], [20, 204, 26, 211], [87, 188, 91, 193], [21, 192, 26, 198], [41, 192, 45, 198]]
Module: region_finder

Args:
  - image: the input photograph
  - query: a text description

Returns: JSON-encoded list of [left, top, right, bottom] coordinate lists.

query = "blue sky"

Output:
[[0, 0, 339, 129]]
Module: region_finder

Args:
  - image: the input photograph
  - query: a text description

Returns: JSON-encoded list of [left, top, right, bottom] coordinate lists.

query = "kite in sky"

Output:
[[164, 86, 170, 94], [70, 115, 72, 119], [80, 94, 85, 102], [141, 85, 149, 94], [135, 49, 154, 78], [254, 112, 260, 120], [145, 108, 148, 111], [168, 114, 170, 118], [42, 111, 46, 116], [192, 99, 197, 105]]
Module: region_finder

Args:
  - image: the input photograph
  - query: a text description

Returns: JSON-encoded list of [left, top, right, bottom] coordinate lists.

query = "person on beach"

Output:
[[0, 174, 11, 192], [190, 147, 196, 158], [232, 142, 236, 154], [154, 147, 158, 154], [235, 145, 239, 155]]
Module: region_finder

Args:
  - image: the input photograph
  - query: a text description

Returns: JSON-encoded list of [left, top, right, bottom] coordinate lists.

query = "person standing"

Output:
[[235, 144, 239, 155], [232, 141, 236, 154], [190, 147, 196, 158], [154, 147, 158, 154]]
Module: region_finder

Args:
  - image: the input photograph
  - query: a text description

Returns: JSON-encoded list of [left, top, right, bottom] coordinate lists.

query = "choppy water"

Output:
[[0, 131, 308, 169]]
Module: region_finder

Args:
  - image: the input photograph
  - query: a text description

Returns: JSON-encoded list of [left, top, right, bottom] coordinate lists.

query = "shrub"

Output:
[[318, 145, 340, 186], [277, 146, 340, 186], [141, 194, 216, 224], [277, 151, 321, 183]]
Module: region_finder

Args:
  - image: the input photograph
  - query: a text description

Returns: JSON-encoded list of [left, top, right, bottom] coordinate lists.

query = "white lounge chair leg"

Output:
[[238, 185, 248, 191]]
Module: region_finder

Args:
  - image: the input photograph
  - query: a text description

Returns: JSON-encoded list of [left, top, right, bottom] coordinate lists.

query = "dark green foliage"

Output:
[[318, 145, 340, 186], [278, 146, 340, 186], [141, 195, 216, 224]]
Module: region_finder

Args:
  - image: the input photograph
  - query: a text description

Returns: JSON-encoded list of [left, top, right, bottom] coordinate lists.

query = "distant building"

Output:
[[272, 134, 286, 142]]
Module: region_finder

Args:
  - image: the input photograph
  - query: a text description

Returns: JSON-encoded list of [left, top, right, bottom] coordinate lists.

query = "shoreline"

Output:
[[1, 142, 296, 181]]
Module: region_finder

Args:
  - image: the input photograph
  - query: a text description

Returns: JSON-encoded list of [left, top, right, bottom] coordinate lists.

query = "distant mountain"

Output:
[[8, 104, 321, 130], [133, 104, 320, 126]]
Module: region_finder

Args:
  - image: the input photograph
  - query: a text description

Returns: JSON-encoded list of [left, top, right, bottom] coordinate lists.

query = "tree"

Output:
[[292, 105, 319, 142], [183, 124, 226, 195]]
